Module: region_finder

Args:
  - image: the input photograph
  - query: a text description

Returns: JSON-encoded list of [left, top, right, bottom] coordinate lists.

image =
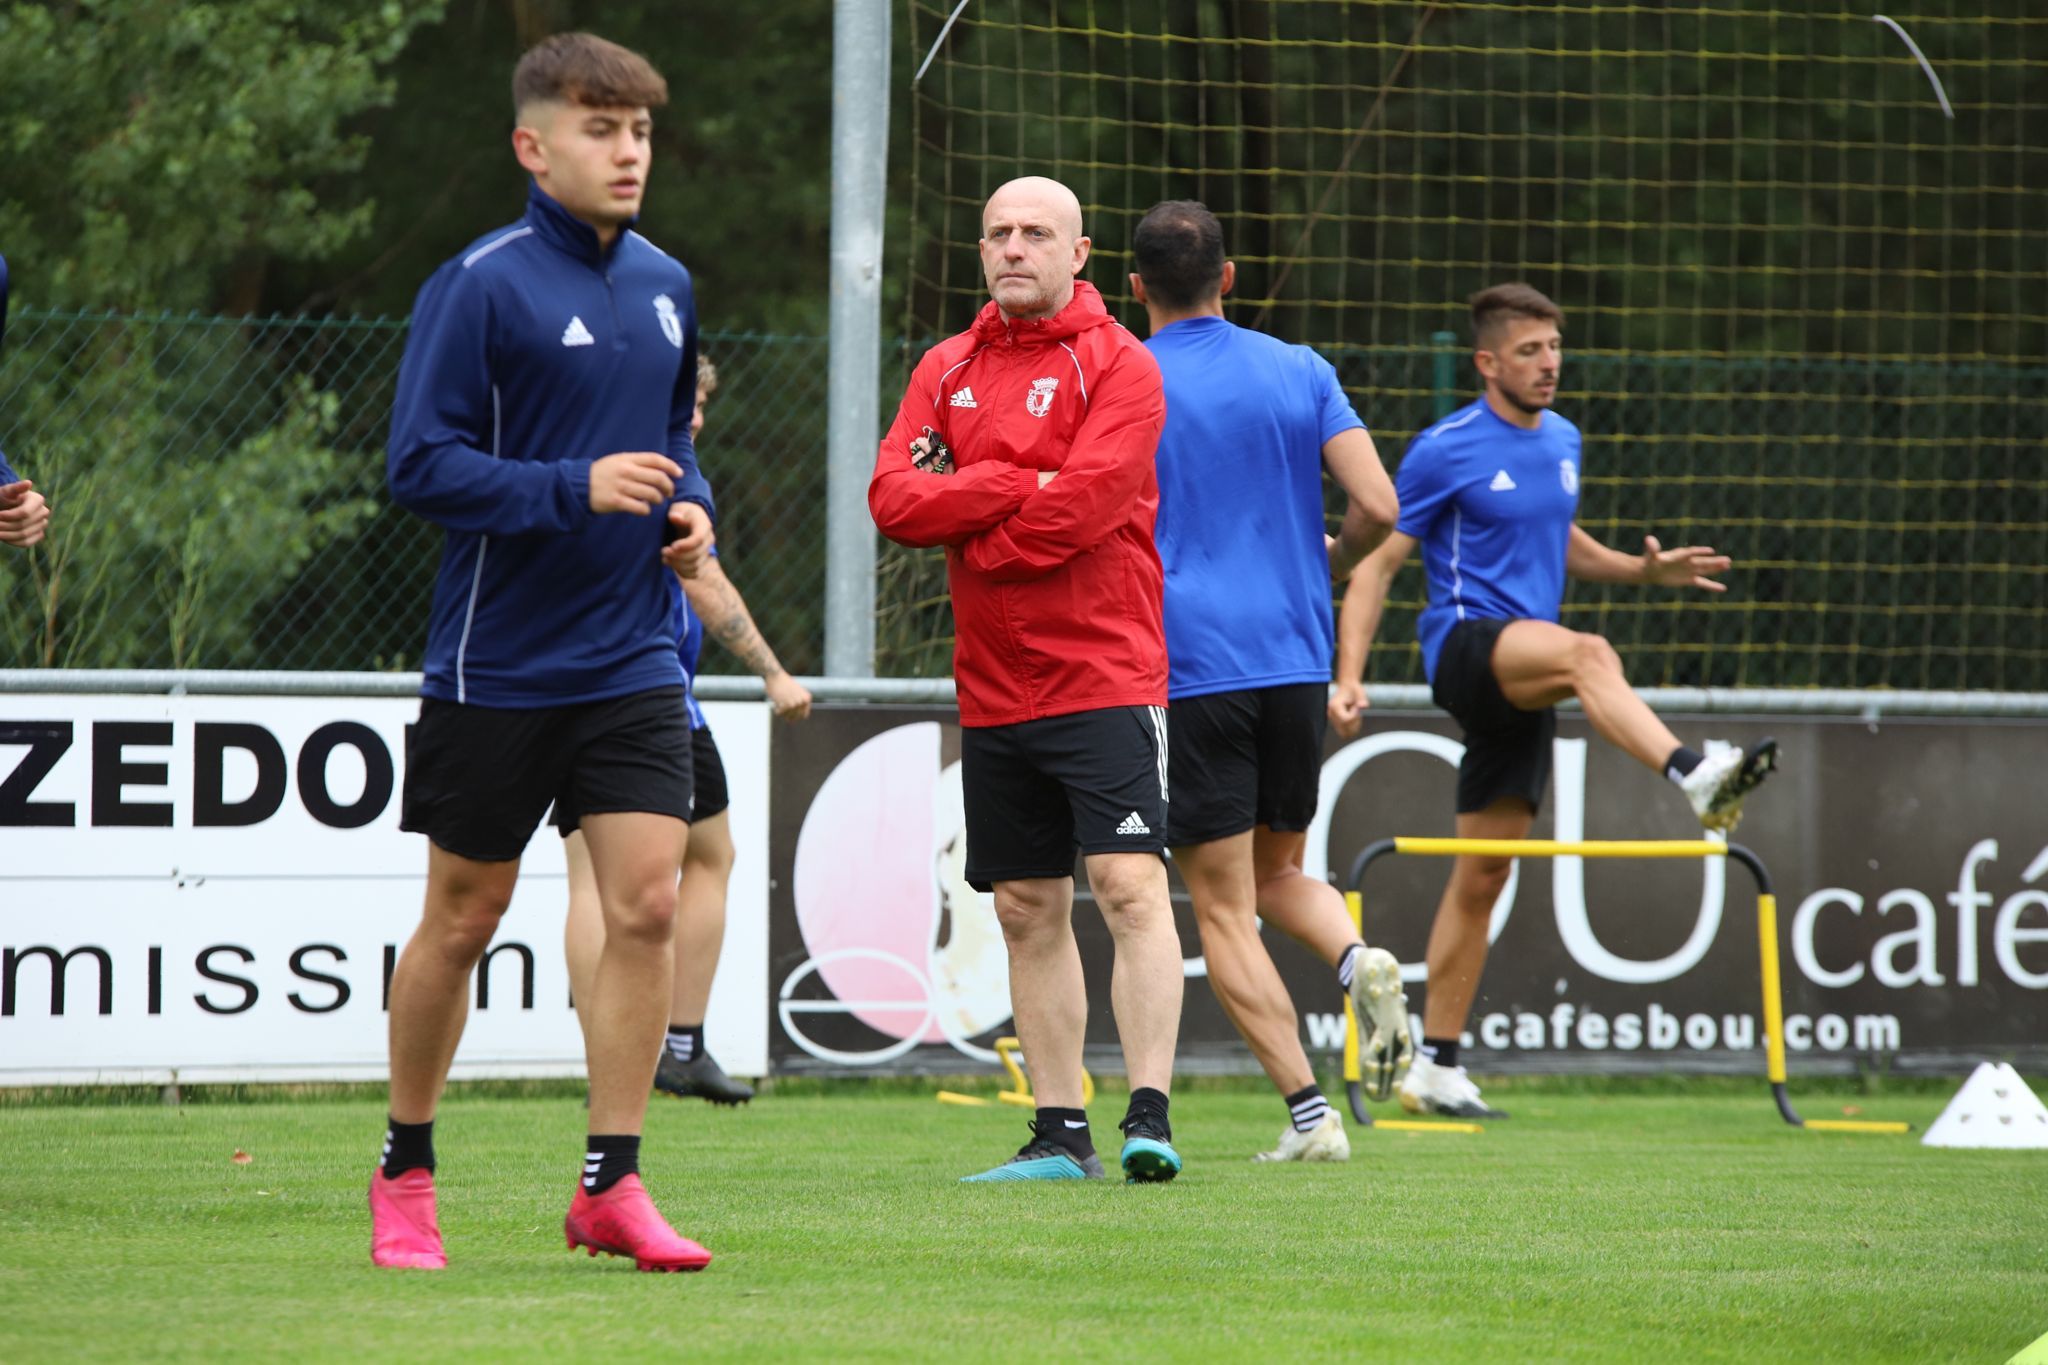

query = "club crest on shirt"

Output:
[[1026, 376, 1059, 418], [1560, 458, 1579, 495], [653, 294, 683, 349]]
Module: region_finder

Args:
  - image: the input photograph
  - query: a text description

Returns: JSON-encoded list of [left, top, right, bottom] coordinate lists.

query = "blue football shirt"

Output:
[[666, 547, 718, 732], [1148, 316, 1365, 699], [1394, 399, 1583, 682]]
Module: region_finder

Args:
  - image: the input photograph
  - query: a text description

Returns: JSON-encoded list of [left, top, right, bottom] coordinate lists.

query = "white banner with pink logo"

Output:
[[780, 720, 1012, 1065], [0, 693, 770, 1085], [763, 705, 2048, 1075]]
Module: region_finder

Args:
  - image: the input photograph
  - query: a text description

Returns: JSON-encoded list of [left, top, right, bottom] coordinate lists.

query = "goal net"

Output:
[[889, 1, 2048, 692]]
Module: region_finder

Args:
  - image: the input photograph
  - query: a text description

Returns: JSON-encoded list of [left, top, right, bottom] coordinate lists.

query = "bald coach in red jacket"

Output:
[[871, 176, 1185, 1186]]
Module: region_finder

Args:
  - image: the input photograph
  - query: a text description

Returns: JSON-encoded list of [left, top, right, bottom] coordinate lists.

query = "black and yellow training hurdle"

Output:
[[1341, 837, 1911, 1136]]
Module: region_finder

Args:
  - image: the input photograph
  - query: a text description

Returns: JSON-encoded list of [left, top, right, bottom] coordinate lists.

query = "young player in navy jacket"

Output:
[[373, 33, 719, 1275]]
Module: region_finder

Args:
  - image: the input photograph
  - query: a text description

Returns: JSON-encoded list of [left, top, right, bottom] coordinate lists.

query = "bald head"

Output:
[[984, 177, 1084, 240], [979, 176, 1091, 320]]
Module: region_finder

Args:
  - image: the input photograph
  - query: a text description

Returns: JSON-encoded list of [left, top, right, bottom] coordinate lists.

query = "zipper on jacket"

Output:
[[604, 270, 626, 351]]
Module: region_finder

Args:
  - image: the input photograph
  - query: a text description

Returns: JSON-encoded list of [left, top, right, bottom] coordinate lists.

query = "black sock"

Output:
[[582, 1134, 641, 1195], [1284, 1084, 1330, 1134], [1035, 1106, 1093, 1158], [1120, 1086, 1172, 1140], [1665, 745, 1704, 783], [1421, 1036, 1460, 1070], [1335, 942, 1364, 991], [380, 1117, 434, 1179], [665, 1024, 703, 1064]]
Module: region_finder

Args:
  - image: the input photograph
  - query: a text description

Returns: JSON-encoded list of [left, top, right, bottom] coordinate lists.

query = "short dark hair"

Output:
[[1133, 201, 1227, 311], [513, 33, 668, 116], [1470, 283, 1564, 347]]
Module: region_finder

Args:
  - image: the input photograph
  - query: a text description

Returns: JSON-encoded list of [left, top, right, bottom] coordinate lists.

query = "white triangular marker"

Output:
[[1921, 1062, 2048, 1149], [2008, 1327, 2048, 1364]]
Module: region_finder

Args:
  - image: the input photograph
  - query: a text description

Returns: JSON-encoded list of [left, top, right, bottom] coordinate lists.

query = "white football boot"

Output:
[[1349, 946, 1412, 1100], [1679, 738, 1778, 832], [1253, 1112, 1351, 1163], [1398, 1057, 1507, 1120]]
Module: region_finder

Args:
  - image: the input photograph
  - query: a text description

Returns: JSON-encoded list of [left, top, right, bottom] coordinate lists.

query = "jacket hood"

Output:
[[971, 279, 1117, 345]]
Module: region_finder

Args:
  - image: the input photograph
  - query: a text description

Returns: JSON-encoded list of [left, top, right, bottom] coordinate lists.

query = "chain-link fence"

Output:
[[891, 0, 2048, 693], [874, 335, 2048, 692], [4, 309, 2043, 689], [1342, 343, 2048, 693], [0, 312, 829, 677]]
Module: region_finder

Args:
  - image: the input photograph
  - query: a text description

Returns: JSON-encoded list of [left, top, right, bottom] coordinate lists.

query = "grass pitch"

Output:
[[0, 1081, 2041, 1363]]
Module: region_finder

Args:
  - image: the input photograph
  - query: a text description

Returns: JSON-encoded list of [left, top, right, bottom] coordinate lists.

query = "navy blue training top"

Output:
[[1394, 398, 1582, 681], [387, 185, 715, 707], [1148, 316, 1364, 699]]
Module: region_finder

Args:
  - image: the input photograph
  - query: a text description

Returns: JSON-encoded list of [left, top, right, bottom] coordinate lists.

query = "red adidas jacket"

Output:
[[870, 281, 1169, 727]]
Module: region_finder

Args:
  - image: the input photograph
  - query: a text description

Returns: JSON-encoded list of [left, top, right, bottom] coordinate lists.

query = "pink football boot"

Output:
[[369, 1168, 448, 1269], [564, 1174, 712, 1273]]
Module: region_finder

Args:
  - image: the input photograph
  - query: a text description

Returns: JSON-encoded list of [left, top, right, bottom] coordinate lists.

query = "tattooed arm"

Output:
[[680, 557, 813, 720]]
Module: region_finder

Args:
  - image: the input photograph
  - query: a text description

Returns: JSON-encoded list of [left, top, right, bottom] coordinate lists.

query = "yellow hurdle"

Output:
[[1393, 837, 1726, 859], [936, 1037, 1094, 1110], [1345, 837, 1911, 1136]]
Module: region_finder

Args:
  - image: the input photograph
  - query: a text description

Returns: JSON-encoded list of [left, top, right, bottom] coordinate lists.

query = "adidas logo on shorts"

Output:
[[1116, 811, 1152, 836]]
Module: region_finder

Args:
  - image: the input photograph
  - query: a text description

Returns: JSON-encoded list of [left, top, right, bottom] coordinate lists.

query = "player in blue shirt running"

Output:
[[0, 254, 51, 550], [561, 354, 812, 1109], [1136, 200, 1411, 1161], [1332, 283, 1775, 1119]]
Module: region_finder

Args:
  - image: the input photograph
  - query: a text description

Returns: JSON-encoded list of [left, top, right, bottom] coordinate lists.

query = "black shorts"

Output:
[[404, 686, 694, 862], [1165, 683, 1326, 845], [547, 718, 726, 831], [688, 726, 730, 822], [1431, 618, 1555, 816], [961, 705, 1170, 891]]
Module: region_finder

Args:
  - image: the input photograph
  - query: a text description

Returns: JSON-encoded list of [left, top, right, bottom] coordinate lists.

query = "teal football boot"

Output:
[[960, 1123, 1107, 1182], [1118, 1112, 1182, 1184]]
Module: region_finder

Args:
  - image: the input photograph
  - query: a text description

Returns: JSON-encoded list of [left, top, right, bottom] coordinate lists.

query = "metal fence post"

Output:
[[825, 0, 890, 676], [1431, 329, 1461, 418]]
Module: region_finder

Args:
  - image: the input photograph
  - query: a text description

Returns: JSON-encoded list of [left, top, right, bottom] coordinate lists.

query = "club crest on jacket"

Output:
[[1026, 376, 1058, 418]]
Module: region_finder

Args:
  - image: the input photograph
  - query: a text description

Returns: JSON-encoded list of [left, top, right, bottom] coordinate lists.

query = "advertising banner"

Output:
[[0, 694, 771, 1084], [768, 706, 2048, 1076]]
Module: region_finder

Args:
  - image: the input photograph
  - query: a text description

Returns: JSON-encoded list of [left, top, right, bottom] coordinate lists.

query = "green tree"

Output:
[[264, 0, 843, 333], [0, 0, 442, 313], [0, 344, 375, 668], [0, 0, 439, 668]]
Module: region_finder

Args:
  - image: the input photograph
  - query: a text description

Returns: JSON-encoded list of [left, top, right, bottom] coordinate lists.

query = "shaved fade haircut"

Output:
[[513, 32, 668, 115], [1470, 283, 1564, 348], [1133, 200, 1227, 311]]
